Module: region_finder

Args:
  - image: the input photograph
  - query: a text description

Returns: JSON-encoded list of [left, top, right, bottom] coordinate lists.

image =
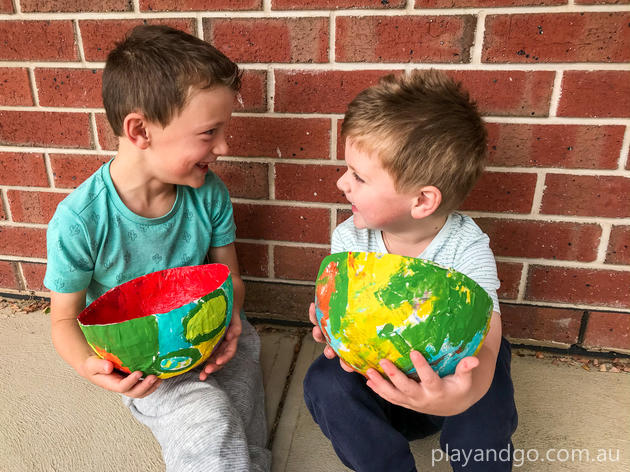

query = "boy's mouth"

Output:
[[196, 163, 209, 171], [351, 204, 358, 212]]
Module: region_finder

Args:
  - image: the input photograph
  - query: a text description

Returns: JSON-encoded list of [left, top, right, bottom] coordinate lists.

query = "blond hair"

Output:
[[341, 70, 487, 215]]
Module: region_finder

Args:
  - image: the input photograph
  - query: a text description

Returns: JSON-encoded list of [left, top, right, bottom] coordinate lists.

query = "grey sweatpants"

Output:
[[123, 319, 271, 472]]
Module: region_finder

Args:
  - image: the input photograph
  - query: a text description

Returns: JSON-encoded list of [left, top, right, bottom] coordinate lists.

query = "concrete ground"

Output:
[[1, 299, 629, 472]]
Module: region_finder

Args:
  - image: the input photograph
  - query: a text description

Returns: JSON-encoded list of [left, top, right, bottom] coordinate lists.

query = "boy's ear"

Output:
[[123, 112, 151, 149], [411, 186, 442, 219]]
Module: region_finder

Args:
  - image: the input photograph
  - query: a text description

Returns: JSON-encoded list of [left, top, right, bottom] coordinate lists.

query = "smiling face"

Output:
[[337, 138, 416, 233], [144, 85, 235, 188]]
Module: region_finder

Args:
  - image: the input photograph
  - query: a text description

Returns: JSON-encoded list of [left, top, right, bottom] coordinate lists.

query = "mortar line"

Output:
[[265, 328, 308, 450]]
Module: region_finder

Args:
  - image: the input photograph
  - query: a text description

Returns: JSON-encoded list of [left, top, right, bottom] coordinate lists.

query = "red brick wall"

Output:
[[1, 1, 629, 352]]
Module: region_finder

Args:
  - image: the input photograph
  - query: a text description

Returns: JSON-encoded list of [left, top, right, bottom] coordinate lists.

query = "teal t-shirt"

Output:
[[44, 161, 236, 306]]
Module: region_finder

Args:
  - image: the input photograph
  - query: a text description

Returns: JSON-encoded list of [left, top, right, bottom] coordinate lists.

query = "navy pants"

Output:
[[303, 337, 518, 472]]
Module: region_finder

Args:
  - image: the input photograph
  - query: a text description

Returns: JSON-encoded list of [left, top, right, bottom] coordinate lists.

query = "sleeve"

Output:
[[43, 205, 95, 294], [208, 174, 236, 247], [452, 234, 501, 314]]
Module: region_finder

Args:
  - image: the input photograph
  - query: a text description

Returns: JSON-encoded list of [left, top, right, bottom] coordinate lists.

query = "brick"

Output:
[[0, 68, 33, 106], [487, 123, 623, 169], [35, 68, 103, 108], [233, 204, 329, 243], [336, 120, 345, 159], [235, 242, 269, 278], [273, 0, 405, 8], [210, 161, 269, 199], [205, 18, 329, 63], [140, 0, 261, 10], [0, 153, 48, 187], [583, 311, 630, 352], [277, 70, 553, 116], [526, 265, 630, 307], [0, 261, 20, 290], [0, 0, 14, 12], [228, 117, 330, 159], [448, 70, 554, 117], [21, 0, 131, 12], [50, 154, 110, 189], [606, 225, 630, 265], [500, 304, 582, 345], [243, 280, 313, 321], [275, 164, 346, 203], [239, 70, 267, 113], [0, 226, 47, 258], [20, 262, 47, 292], [336, 15, 475, 63], [7, 190, 67, 224], [0, 111, 92, 148], [274, 245, 330, 281], [496, 262, 522, 300], [557, 71, 630, 118], [576, 0, 630, 3], [95, 114, 118, 151], [541, 175, 630, 218], [417, 0, 563, 5], [1, 21, 77, 61], [337, 208, 352, 226], [80, 19, 195, 62], [483, 13, 630, 63], [275, 70, 398, 114], [460, 171, 537, 214], [477, 218, 601, 262]]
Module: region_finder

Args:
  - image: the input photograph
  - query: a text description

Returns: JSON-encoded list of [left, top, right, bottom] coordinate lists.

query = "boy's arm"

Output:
[[199, 242, 244, 380], [50, 291, 161, 397], [366, 310, 502, 416]]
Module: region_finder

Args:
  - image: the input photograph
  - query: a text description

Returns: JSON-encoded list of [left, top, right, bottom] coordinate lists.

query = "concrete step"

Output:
[[1, 308, 628, 472]]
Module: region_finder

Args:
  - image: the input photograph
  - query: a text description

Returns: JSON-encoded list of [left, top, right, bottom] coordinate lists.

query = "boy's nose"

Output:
[[337, 170, 350, 194], [213, 135, 229, 156]]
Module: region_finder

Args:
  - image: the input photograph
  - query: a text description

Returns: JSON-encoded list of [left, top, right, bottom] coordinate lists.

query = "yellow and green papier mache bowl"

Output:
[[314, 252, 493, 378], [78, 264, 233, 379]]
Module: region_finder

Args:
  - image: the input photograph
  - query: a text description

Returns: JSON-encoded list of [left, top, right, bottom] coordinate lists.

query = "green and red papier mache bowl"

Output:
[[78, 264, 233, 379], [314, 252, 493, 378]]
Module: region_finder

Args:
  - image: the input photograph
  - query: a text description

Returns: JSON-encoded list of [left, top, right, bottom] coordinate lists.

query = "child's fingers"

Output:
[[339, 358, 354, 372], [308, 303, 318, 325], [124, 375, 160, 398], [117, 371, 142, 388], [85, 357, 114, 376], [312, 325, 326, 343], [378, 359, 417, 397], [409, 350, 440, 390], [365, 368, 399, 403], [453, 356, 479, 388], [323, 344, 336, 359]]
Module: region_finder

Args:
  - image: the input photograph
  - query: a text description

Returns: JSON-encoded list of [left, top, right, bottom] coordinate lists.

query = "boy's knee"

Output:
[[303, 354, 364, 404], [303, 354, 330, 399]]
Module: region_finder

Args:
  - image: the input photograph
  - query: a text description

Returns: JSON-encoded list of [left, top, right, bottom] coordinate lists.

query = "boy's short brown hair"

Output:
[[102, 25, 241, 136], [341, 70, 487, 215]]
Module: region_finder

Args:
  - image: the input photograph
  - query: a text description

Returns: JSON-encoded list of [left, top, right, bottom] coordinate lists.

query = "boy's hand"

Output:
[[308, 302, 354, 373], [199, 312, 242, 381], [365, 350, 480, 416], [79, 356, 161, 398]]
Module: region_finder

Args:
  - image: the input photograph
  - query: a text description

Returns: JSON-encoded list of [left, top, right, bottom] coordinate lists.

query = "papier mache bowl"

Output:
[[314, 252, 493, 378], [78, 264, 233, 379]]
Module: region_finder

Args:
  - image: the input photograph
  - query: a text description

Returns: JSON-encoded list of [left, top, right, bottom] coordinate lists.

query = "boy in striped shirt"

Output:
[[304, 70, 517, 472]]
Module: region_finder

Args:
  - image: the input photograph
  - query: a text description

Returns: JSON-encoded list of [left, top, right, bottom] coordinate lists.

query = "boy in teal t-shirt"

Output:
[[44, 25, 270, 471]]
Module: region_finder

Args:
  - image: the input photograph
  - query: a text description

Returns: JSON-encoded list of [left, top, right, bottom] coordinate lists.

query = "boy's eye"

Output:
[[352, 172, 364, 183], [203, 129, 216, 136]]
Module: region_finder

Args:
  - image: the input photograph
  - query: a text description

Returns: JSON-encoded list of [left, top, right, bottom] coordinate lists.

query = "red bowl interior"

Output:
[[79, 264, 230, 326]]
